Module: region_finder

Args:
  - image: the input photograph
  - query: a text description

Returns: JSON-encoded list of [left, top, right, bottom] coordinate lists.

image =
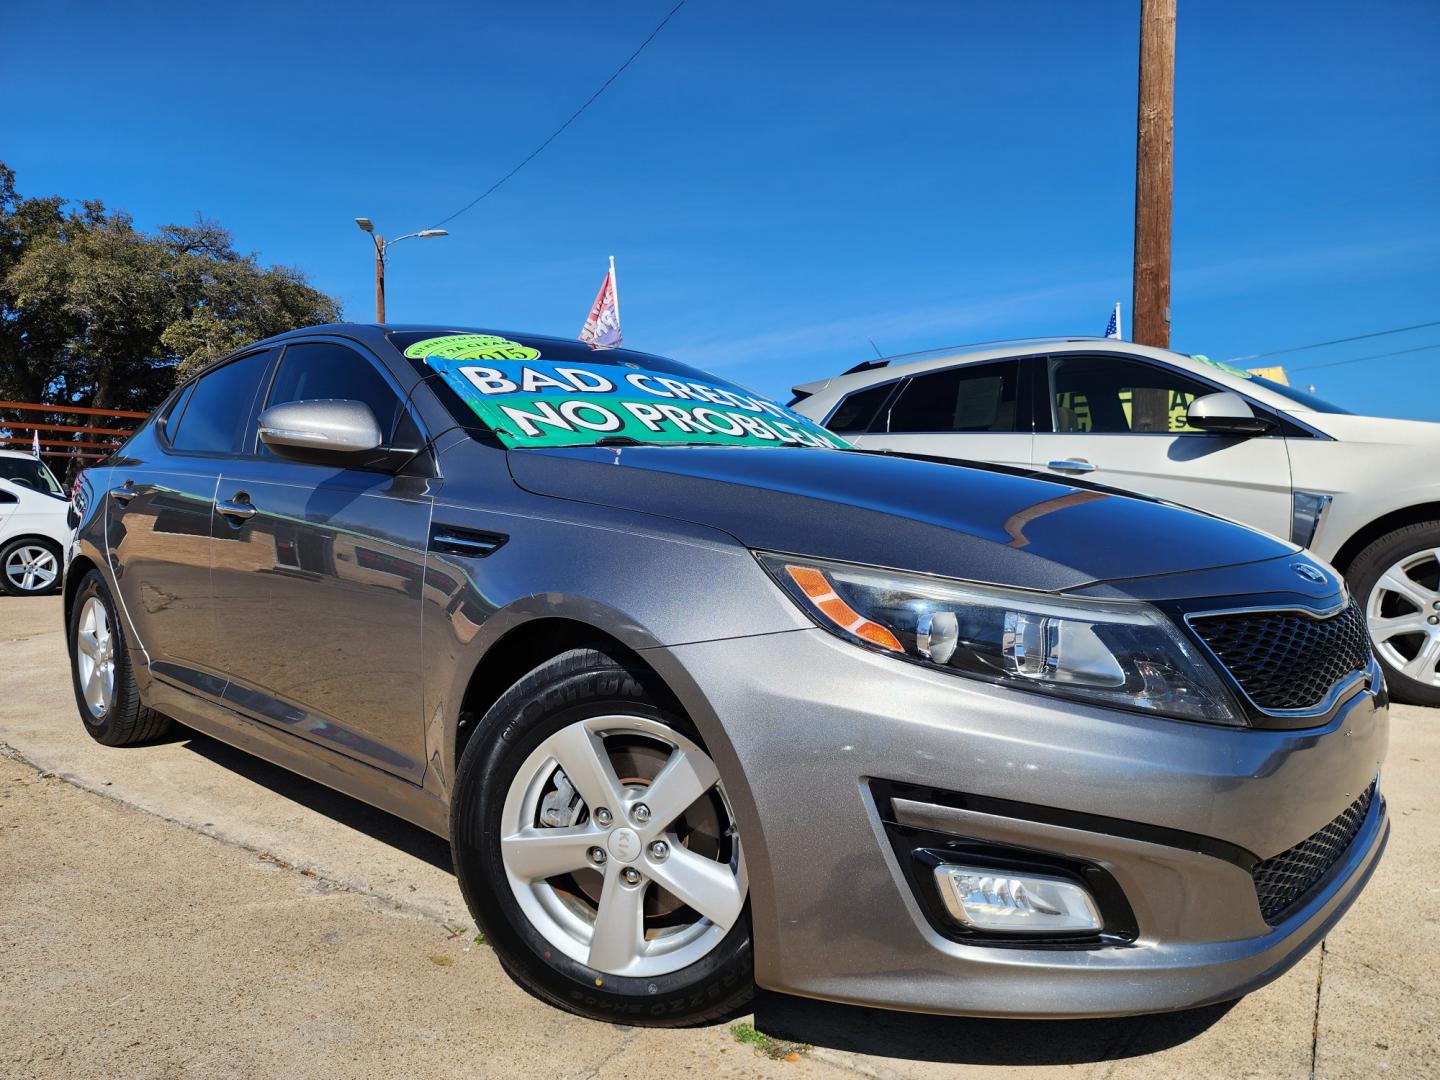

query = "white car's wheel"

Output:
[[0, 538, 61, 596], [1348, 522, 1440, 707], [450, 646, 755, 1026]]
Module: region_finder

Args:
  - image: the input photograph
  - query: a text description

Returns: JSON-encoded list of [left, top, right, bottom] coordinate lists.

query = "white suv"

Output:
[[0, 450, 72, 597], [791, 337, 1440, 706]]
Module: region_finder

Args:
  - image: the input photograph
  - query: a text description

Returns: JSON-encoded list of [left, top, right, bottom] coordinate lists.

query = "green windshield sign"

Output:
[[413, 342, 847, 450]]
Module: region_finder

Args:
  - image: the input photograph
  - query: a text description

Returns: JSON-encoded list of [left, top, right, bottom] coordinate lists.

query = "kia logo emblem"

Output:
[[1291, 562, 1327, 584]]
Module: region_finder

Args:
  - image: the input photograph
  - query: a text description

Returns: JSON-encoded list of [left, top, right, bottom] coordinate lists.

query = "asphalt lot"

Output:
[[2, 593, 1436, 1079]]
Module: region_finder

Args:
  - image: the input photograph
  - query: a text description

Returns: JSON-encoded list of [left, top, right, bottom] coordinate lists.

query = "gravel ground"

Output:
[[2, 594, 1436, 1079]]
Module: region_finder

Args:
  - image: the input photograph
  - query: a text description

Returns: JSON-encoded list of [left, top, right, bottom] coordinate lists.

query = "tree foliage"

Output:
[[0, 162, 341, 412]]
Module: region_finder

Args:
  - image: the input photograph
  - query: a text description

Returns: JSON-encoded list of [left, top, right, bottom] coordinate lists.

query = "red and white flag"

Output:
[[579, 256, 622, 350], [31, 430, 40, 458]]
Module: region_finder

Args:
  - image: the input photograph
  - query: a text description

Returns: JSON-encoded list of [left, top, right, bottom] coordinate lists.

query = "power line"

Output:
[[1290, 342, 1440, 373], [426, 1, 689, 230], [1226, 320, 1440, 362]]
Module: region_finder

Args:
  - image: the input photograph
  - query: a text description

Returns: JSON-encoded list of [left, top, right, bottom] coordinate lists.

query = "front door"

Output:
[[209, 340, 433, 781], [1031, 353, 1294, 539]]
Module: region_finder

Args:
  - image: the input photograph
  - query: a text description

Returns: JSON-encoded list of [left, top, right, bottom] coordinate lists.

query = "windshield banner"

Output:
[[412, 342, 847, 450]]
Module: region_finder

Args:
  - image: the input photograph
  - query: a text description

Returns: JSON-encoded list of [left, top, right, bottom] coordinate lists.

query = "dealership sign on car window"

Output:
[[406, 335, 848, 450]]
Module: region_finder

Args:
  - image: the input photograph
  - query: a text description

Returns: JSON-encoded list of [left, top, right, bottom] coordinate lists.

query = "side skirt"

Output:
[[144, 678, 450, 839]]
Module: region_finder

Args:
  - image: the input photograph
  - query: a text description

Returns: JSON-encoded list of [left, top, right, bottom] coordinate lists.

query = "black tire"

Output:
[[67, 570, 172, 745], [0, 537, 62, 596], [1344, 521, 1440, 708], [449, 646, 755, 1026]]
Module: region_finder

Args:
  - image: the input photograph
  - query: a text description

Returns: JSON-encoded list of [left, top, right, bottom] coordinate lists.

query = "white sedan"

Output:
[[0, 450, 72, 596], [791, 337, 1440, 706]]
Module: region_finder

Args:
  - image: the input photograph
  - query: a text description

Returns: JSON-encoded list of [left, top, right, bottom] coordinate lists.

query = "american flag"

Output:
[[1104, 302, 1122, 340]]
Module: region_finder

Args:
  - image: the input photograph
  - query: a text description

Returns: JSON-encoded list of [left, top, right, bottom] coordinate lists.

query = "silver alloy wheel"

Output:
[[1366, 547, 1440, 686], [4, 543, 58, 593], [74, 596, 118, 719], [500, 714, 747, 979]]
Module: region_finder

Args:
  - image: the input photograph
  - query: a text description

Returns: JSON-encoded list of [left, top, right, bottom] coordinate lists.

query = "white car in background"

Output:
[[791, 337, 1440, 706], [0, 450, 72, 597]]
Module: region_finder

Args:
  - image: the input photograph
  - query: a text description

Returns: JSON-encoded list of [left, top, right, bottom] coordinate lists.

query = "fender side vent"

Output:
[[429, 525, 508, 558]]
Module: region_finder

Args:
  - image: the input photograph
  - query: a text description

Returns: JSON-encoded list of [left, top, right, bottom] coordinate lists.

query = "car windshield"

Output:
[[389, 330, 848, 450], [0, 455, 65, 497], [1189, 354, 1351, 414]]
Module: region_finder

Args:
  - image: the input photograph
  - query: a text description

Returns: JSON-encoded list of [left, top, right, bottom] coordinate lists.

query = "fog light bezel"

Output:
[[872, 780, 1140, 949]]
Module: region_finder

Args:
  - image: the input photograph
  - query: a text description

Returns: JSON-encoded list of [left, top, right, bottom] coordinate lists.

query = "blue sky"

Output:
[[5, 1, 1438, 417]]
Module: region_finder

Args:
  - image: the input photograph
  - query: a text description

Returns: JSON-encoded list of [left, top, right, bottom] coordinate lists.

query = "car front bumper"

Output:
[[652, 626, 1389, 1018]]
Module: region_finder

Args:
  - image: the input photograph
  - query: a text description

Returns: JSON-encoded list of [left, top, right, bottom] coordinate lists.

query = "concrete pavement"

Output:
[[2, 594, 1436, 1078]]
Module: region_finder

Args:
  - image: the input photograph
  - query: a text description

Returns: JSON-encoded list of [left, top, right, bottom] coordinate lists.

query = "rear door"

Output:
[[1031, 352, 1294, 537], [209, 339, 433, 781], [107, 349, 274, 694], [839, 358, 1033, 468]]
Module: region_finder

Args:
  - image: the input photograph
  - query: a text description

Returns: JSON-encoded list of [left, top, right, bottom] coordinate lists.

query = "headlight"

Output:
[[758, 553, 1243, 726]]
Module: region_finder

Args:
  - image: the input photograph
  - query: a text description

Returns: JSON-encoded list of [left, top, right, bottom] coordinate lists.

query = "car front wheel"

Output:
[[1347, 521, 1440, 707], [450, 646, 754, 1025]]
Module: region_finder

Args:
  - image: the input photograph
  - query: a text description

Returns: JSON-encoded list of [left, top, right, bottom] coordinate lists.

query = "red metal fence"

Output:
[[0, 400, 148, 469]]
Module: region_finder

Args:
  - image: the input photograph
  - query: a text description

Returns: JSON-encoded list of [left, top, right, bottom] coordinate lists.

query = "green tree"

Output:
[[0, 162, 341, 413]]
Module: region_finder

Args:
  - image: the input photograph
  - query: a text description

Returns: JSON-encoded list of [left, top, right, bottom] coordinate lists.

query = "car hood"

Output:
[[1292, 410, 1440, 449], [506, 446, 1296, 592]]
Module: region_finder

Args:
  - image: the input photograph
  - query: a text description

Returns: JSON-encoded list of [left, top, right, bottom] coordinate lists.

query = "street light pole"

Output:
[[354, 218, 448, 324]]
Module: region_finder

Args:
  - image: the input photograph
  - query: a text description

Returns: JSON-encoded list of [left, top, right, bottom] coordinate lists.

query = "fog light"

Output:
[[933, 865, 1102, 933]]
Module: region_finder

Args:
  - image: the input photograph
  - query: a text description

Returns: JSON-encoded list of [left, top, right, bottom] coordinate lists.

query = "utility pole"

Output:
[[354, 218, 448, 324], [1132, 0, 1175, 349]]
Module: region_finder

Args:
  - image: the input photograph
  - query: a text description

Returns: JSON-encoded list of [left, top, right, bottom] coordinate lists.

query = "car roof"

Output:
[[244, 323, 686, 370], [0, 449, 45, 460], [792, 337, 1305, 415]]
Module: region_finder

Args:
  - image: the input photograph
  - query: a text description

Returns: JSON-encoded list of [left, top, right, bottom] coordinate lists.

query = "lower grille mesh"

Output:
[[1252, 782, 1376, 924]]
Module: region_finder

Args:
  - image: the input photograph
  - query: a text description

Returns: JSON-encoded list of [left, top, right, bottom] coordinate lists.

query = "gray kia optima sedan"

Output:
[[65, 325, 1388, 1025]]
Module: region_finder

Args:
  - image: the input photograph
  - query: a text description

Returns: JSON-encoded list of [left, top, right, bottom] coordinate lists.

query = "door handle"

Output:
[[1047, 459, 1096, 474], [111, 480, 138, 503], [216, 495, 257, 523]]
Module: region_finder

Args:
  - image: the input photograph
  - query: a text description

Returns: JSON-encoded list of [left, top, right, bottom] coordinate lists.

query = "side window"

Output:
[[168, 351, 273, 455], [1050, 355, 1215, 434], [884, 360, 1019, 434], [826, 382, 896, 433], [262, 342, 418, 454], [158, 382, 196, 445]]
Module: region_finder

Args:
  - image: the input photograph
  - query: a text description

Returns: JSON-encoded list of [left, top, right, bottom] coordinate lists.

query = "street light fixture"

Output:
[[354, 218, 447, 322]]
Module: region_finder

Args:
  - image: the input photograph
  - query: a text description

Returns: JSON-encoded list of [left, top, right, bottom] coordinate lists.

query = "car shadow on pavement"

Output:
[[750, 991, 1236, 1066], [176, 728, 453, 873]]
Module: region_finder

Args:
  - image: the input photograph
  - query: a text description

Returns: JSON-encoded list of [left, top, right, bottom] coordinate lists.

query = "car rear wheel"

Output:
[[1347, 521, 1440, 707], [450, 646, 754, 1025], [68, 570, 173, 745], [1, 538, 61, 596]]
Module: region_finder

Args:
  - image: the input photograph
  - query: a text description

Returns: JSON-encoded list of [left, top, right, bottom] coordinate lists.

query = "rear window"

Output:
[[0, 456, 65, 497]]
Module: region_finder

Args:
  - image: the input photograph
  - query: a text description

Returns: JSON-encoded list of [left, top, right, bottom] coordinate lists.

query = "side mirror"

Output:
[[258, 399, 383, 456], [1185, 391, 1274, 436]]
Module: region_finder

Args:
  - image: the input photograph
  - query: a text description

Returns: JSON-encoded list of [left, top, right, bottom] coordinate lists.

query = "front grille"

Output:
[[1251, 782, 1376, 924], [1189, 602, 1372, 712]]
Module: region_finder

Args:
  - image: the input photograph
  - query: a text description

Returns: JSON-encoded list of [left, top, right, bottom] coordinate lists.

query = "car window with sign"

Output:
[[390, 331, 849, 451], [1050, 355, 1216, 434]]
